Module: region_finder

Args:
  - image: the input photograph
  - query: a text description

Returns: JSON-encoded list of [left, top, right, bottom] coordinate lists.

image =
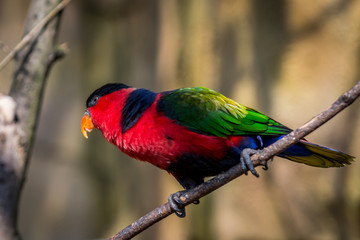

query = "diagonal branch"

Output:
[[111, 80, 360, 240], [0, 0, 71, 71]]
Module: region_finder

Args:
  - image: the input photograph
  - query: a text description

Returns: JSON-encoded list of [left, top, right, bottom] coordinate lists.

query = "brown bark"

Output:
[[0, 0, 66, 239]]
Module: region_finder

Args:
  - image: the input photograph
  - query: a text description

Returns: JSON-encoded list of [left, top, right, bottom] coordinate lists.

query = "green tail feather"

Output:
[[282, 140, 354, 168]]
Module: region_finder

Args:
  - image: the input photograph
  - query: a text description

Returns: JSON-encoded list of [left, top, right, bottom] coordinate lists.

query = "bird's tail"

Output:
[[278, 139, 354, 168], [261, 136, 354, 167]]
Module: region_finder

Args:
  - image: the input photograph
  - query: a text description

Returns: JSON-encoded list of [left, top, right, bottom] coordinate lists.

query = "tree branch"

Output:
[[111, 80, 360, 240], [0, 0, 68, 239], [0, 0, 71, 71]]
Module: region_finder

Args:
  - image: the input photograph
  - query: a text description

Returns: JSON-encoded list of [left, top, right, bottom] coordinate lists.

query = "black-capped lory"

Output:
[[81, 83, 354, 216]]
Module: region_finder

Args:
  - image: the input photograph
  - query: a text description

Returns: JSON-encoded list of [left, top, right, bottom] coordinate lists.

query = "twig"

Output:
[[111, 81, 360, 240], [0, 0, 71, 71]]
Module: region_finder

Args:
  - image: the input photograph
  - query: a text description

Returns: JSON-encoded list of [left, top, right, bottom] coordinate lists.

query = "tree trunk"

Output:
[[0, 0, 64, 239]]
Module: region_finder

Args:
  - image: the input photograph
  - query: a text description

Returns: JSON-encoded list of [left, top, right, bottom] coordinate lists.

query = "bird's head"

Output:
[[81, 83, 133, 139]]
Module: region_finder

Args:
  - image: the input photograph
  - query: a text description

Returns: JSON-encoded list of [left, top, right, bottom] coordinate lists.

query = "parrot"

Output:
[[81, 83, 354, 217]]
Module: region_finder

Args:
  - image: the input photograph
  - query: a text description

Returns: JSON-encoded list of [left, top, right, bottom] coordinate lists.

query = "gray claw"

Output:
[[262, 159, 269, 170], [240, 148, 259, 177], [168, 191, 186, 217]]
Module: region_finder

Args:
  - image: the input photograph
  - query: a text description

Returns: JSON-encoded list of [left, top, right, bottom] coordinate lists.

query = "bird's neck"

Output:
[[92, 88, 135, 147]]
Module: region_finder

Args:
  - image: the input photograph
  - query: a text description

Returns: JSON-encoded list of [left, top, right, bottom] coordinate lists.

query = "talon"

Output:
[[240, 158, 248, 175], [262, 163, 268, 171], [193, 199, 200, 205], [262, 160, 268, 170], [240, 148, 260, 177], [175, 208, 186, 218], [168, 191, 187, 218], [263, 157, 273, 170]]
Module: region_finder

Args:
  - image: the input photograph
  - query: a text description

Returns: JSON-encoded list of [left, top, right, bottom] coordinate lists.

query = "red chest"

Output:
[[120, 101, 235, 170]]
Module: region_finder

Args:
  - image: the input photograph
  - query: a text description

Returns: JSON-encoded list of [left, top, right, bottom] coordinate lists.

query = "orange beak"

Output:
[[81, 111, 94, 139]]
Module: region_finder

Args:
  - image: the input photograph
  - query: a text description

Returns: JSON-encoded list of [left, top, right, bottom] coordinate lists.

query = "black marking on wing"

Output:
[[121, 88, 157, 133]]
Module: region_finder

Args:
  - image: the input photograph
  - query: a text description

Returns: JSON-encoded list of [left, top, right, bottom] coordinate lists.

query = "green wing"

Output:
[[158, 87, 291, 137]]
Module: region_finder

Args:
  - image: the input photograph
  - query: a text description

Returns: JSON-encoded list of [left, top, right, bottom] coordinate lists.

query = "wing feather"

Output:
[[157, 87, 291, 137]]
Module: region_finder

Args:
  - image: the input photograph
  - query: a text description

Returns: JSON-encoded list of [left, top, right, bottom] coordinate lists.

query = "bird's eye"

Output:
[[90, 95, 100, 107]]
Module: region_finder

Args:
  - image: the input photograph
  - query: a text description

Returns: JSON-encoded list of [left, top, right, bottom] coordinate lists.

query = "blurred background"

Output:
[[1, 0, 360, 239]]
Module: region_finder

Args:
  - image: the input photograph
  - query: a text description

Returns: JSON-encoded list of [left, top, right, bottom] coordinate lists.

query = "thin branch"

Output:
[[111, 80, 360, 240], [0, 0, 71, 71]]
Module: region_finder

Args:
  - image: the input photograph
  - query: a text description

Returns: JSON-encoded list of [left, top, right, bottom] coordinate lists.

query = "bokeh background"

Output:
[[1, 0, 360, 239]]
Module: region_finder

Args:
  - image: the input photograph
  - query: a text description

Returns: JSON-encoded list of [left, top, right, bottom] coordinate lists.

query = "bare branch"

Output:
[[0, 0, 71, 72], [111, 80, 360, 240]]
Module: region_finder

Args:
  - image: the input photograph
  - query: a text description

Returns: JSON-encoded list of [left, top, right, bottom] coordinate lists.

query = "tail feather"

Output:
[[279, 140, 354, 168]]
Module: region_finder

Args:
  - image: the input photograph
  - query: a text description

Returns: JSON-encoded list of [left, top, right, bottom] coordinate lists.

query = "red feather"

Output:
[[90, 91, 245, 171]]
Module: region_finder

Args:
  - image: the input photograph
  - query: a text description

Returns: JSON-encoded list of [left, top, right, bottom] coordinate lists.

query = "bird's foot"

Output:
[[240, 148, 260, 177], [168, 190, 187, 217], [168, 190, 200, 217]]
